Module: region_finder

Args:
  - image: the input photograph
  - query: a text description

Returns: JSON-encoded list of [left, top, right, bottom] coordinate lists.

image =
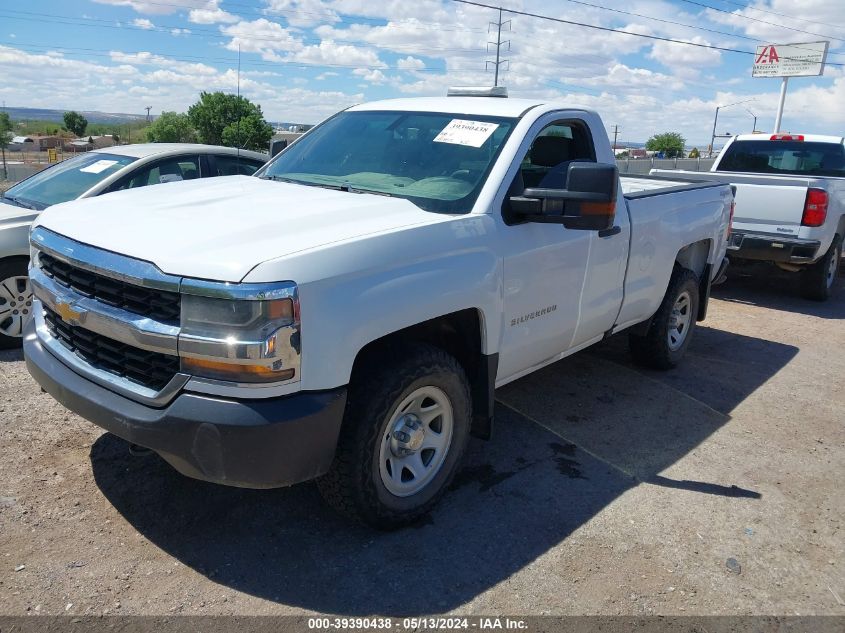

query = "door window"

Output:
[[114, 156, 201, 190], [212, 155, 265, 176], [518, 122, 596, 190]]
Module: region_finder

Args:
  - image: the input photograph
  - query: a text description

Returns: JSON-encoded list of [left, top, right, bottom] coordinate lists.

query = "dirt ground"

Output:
[[0, 265, 843, 617]]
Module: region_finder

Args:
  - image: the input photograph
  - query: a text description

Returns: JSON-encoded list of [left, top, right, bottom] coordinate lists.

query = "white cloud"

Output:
[[221, 18, 303, 60], [353, 68, 387, 84], [397, 56, 425, 71], [265, 0, 341, 28], [170, 28, 191, 36], [291, 40, 386, 69], [316, 71, 340, 80], [131, 18, 155, 30], [92, 0, 208, 15]]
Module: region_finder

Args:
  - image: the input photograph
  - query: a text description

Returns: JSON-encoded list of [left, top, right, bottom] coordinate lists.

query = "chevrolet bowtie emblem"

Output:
[[55, 300, 84, 325]]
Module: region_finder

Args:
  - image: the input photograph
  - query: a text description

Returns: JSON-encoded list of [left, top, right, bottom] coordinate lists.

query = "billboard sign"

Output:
[[752, 41, 829, 77]]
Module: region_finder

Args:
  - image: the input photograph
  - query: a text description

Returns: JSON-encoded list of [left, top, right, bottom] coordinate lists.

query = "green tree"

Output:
[[688, 147, 700, 159], [63, 111, 88, 137], [645, 132, 686, 158], [0, 112, 13, 180], [188, 92, 273, 150], [146, 111, 196, 143], [221, 112, 273, 152]]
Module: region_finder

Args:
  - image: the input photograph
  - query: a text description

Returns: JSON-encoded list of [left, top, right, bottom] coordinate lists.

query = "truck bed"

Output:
[[620, 174, 727, 198]]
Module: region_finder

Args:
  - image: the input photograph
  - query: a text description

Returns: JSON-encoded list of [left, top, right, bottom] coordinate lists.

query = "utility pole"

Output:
[[485, 7, 510, 87], [145, 106, 152, 122], [611, 125, 620, 153]]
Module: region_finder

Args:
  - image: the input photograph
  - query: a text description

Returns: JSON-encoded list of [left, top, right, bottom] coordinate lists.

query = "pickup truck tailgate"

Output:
[[731, 182, 807, 236], [650, 170, 810, 237]]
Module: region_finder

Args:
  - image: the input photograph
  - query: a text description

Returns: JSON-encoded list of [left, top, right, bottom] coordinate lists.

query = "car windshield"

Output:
[[716, 140, 845, 177], [258, 110, 516, 213], [2, 152, 137, 210]]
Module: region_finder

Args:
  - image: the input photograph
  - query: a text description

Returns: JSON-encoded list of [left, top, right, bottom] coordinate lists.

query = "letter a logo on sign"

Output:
[[755, 45, 779, 64]]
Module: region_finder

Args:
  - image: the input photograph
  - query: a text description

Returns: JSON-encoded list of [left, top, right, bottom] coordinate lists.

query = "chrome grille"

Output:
[[39, 253, 181, 323], [43, 305, 180, 392]]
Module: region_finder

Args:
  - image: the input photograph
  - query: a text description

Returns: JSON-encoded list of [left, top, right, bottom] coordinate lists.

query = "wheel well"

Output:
[[675, 239, 711, 280], [350, 309, 495, 439]]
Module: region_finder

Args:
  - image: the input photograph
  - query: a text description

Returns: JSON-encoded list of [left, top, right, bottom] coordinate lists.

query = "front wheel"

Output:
[[317, 343, 471, 529], [801, 236, 841, 302], [629, 266, 700, 370], [0, 258, 33, 350]]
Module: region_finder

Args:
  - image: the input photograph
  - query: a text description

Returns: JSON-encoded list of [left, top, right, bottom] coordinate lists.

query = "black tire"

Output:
[[317, 343, 472, 529], [629, 266, 700, 370], [801, 236, 841, 302], [0, 258, 32, 350]]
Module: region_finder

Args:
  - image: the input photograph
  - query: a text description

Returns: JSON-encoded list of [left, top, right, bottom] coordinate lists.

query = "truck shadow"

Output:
[[0, 349, 24, 363], [711, 263, 845, 320], [90, 328, 796, 616]]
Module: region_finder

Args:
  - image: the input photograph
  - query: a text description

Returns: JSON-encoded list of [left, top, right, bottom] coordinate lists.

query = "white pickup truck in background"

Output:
[[654, 133, 845, 301], [24, 90, 732, 528]]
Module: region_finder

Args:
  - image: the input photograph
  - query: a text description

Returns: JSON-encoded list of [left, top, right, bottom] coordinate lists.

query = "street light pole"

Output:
[[709, 98, 756, 158], [709, 106, 720, 158], [746, 108, 757, 133]]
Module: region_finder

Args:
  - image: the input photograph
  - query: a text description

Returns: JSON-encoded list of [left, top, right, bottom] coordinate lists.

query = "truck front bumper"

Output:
[[24, 322, 347, 489], [727, 231, 820, 264]]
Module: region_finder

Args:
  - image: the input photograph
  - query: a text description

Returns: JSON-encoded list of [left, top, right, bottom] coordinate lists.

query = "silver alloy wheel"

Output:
[[0, 275, 33, 338], [378, 386, 454, 497], [667, 290, 692, 352], [826, 245, 840, 288]]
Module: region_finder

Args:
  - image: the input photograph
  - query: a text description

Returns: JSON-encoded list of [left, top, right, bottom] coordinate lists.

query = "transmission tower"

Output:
[[145, 106, 152, 122], [486, 8, 511, 87]]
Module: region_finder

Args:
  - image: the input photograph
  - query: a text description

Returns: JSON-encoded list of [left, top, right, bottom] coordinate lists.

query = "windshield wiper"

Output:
[[1, 194, 38, 210], [346, 187, 396, 198], [262, 175, 344, 191]]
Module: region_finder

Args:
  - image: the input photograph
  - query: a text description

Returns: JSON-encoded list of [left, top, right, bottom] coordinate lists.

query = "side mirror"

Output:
[[509, 163, 618, 231], [269, 139, 288, 158]]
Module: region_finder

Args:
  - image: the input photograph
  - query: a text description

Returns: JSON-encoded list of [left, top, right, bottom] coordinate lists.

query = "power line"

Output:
[[555, 0, 845, 58], [0, 11, 485, 56], [678, 0, 845, 43], [450, 0, 845, 66], [711, 0, 845, 32], [0, 41, 456, 74]]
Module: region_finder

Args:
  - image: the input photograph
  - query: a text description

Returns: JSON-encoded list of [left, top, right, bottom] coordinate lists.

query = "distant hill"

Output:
[[2, 106, 148, 124]]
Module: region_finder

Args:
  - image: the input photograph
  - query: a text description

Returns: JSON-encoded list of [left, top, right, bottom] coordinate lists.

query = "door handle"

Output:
[[598, 226, 621, 238]]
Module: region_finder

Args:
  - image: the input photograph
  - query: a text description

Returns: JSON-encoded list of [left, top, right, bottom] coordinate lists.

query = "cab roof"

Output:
[[349, 96, 593, 119]]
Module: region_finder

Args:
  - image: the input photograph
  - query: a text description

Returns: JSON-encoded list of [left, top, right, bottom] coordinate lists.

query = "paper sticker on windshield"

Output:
[[434, 119, 499, 148], [80, 159, 119, 174]]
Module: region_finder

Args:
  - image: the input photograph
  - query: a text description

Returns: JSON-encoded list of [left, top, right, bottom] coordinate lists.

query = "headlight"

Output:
[[179, 290, 300, 384]]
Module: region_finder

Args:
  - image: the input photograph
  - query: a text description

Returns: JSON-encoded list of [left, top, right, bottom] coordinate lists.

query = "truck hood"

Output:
[[34, 176, 445, 282]]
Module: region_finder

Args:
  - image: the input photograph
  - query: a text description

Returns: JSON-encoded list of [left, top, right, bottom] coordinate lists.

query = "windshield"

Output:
[[3, 152, 137, 209], [258, 110, 516, 213], [717, 140, 845, 177]]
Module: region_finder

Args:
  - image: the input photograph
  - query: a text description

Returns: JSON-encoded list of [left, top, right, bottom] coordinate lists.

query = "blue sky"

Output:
[[0, 0, 843, 145]]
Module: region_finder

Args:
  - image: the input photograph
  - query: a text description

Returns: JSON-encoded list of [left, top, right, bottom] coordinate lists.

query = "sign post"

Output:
[[752, 41, 828, 133]]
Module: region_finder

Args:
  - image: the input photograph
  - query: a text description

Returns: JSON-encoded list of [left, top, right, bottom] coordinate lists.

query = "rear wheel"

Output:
[[629, 266, 700, 370], [0, 258, 33, 349], [317, 343, 471, 529], [801, 236, 841, 302]]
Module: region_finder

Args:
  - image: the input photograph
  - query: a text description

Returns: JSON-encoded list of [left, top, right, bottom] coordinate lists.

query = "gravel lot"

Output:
[[0, 265, 843, 617]]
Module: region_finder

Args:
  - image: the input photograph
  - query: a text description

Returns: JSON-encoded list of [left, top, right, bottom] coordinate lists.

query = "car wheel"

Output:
[[317, 343, 471, 529], [0, 258, 33, 349], [629, 266, 700, 370], [801, 236, 841, 302]]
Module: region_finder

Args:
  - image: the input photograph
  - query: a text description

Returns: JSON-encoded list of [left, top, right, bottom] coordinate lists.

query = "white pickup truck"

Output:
[[654, 133, 845, 300], [24, 90, 732, 528]]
